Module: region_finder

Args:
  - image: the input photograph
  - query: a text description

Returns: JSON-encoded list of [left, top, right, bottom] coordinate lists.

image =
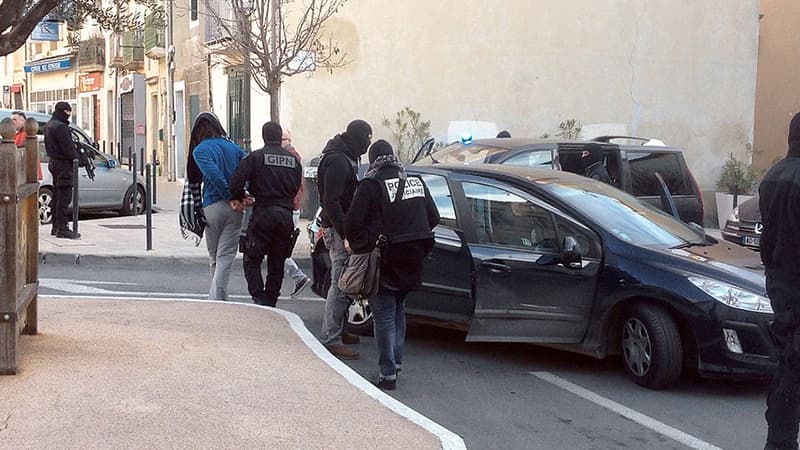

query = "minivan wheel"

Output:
[[621, 304, 683, 389], [39, 187, 53, 225], [347, 298, 374, 336]]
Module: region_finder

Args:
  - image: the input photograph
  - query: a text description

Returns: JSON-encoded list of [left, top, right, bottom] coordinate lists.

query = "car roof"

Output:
[[617, 144, 684, 154], [411, 162, 591, 185], [455, 137, 607, 151], [0, 108, 51, 122]]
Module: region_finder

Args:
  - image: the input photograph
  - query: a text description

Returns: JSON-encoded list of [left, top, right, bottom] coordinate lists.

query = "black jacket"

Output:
[[759, 156, 800, 278], [317, 135, 360, 236], [44, 111, 78, 161], [345, 166, 440, 291], [585, 162, 612, 184], [230, 143, 302, 210]]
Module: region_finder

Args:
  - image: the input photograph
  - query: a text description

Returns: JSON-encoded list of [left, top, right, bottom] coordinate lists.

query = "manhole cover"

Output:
[[100, 224, 148, 230]]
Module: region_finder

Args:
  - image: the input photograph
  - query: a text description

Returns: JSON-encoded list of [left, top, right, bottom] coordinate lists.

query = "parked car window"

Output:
[[627, 151, 690, 196], [543, 179, 703, 248], [429, 143, 509, 165], [503, 150, 555, 169], [419, 174, 457, 228], [463, 181, 559, 253], [554, 215, 600, 259]]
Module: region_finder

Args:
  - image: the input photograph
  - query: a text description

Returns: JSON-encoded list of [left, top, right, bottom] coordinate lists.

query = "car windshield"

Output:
[[416, 143, 509, 165], [541, 178, 704, 248]]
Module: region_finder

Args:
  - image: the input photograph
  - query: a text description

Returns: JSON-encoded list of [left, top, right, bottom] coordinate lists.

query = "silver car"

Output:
[[1, 109, 146, 224]]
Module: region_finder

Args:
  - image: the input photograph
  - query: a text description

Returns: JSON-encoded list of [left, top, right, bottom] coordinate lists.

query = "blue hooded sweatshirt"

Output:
[[193, 137, 247, 206]]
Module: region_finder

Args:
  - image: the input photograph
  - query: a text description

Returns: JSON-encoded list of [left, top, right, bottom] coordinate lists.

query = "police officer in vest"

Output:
[[229, 121, 302, 307]]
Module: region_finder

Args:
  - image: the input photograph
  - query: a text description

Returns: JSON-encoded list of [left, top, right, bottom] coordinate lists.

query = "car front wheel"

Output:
[[120, 185, 145, 216], [347, 298, 374, 336], [621, 303, 683, 389], [38, 187, 53, 225]]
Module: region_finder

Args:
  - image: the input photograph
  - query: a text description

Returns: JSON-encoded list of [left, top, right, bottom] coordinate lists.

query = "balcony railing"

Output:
[[77, 37, 105, 72], [144, 14, 165, 59], [122, 29, 144, 70]]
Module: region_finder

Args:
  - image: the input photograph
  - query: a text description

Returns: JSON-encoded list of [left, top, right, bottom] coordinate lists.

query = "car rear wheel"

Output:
[[347, 298, 374, 336], [120, 185, 145, 216], [621, 304, 683, 389], [38, 187, 53, 225]]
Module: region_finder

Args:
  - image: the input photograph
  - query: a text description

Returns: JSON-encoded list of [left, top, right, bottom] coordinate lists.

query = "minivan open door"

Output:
[[654, 172, 680, 220], [411, 137, 436, 164]]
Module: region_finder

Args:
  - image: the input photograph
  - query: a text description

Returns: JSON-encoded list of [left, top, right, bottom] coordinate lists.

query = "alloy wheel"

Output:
[[39, 190, 53, 224], [622, 317, 652, 377], [348, 298, 372, 326]]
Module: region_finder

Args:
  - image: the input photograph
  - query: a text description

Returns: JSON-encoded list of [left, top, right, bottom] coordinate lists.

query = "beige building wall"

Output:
[[753, 0, 800, 175], [280, 0, 760, 192]]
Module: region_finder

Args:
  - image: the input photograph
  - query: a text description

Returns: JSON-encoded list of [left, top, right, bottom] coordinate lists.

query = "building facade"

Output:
[[753, 0, 800, 175]]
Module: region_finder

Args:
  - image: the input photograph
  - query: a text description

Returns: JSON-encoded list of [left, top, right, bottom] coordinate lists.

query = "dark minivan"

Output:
[[414, 136, 704, 225]]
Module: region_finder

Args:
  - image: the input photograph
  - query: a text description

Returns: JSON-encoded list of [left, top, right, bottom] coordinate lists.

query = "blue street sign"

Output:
[[31, 22, 60, 41], [24, 57, 71, 73]]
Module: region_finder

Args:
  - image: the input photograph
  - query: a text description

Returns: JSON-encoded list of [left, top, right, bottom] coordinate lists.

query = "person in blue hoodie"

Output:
[[187, 112, 248, 300]]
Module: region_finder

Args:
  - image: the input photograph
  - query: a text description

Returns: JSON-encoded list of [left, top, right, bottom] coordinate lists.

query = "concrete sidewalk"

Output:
[[1, 297, 460, 449], [24, 179, 466, 449]]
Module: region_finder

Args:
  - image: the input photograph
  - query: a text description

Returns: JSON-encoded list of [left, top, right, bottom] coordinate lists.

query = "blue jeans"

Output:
[[370, 287, 408, 379], [320, 228, 350, 346]]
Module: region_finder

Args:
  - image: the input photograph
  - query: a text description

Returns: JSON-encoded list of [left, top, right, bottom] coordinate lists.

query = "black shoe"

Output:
[[342, 332, 360, 345], [56, 230, 81, 239], [375, 377, 396, 390], [291, 276, 311, 297]]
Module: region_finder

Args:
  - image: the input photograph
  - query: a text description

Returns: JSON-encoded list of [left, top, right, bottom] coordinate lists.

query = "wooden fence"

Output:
[[0, 118, 39, 375]]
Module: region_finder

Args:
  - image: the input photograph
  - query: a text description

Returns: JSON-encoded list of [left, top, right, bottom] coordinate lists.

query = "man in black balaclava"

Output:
[[761, 112, 800, 450], [44, 101, 81, 239], [317, 119, 372, 360], [580, 143, 612, 184]]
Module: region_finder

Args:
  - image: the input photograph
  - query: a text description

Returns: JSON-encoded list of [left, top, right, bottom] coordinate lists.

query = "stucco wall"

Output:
[[278, 0, 759, 191], [753, 0, 800, 175]]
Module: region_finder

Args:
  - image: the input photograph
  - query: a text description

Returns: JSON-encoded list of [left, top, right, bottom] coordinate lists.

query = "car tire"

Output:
[[347, 298, 374, 336], [120, 185, 145, 216], [621, 303, 683, 389], [38, 187, 54, 225]]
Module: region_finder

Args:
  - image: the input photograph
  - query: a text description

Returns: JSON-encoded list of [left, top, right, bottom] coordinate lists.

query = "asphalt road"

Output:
[[39, 258, 771, 450]]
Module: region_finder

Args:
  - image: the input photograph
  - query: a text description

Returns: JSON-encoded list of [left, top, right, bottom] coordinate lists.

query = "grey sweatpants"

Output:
[[204, 200, 243, 300]]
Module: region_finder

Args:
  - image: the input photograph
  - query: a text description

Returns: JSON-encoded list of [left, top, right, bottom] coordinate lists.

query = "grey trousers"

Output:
[[320, 227, 350, 346], [204, 200, 243, 300]]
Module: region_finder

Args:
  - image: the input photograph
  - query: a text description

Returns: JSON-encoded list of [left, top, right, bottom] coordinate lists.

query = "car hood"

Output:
[[628, 240, 766, 295]]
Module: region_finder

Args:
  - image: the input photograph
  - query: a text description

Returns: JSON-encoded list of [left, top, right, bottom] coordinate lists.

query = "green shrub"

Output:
[[716, 152, 757, 195]]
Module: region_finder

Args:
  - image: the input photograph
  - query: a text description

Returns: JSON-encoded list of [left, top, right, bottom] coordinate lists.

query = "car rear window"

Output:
[[423, 143, 509, 165], [627, 151, 692, 196]]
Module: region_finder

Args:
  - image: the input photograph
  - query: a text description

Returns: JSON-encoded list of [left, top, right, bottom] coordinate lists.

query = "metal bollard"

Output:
[[102, 140, 106, 152], [132, 156, 138, 216], [152, 149, 158, 204], [109, 141, 113, 158], [72, 159, 79, 234], [128, 146, 133, 169], [145, 163, 153, 251], [139, 147, 145, 176]]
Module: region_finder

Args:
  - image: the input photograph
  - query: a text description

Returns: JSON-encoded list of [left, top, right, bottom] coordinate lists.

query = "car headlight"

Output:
[[727, 207, 740, 224], [688, 276, 772, 314]]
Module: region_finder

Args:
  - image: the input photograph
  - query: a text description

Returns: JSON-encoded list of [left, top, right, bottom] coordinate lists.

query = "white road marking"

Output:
[[38, 278, 324, 302], [531, 371, 723, 450], [38, 295, 466, 450]]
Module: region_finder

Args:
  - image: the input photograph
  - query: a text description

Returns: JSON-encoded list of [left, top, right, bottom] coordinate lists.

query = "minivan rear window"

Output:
[[627, 152, 691, 196]]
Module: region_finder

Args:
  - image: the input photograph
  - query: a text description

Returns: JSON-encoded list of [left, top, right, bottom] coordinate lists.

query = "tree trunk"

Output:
[[269, 83, 281, 122]]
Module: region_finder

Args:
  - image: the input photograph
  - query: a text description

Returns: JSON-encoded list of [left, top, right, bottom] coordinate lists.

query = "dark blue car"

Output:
[[339, 164, 773, 389]]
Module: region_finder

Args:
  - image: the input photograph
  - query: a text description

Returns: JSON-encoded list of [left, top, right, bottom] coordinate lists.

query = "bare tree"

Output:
[[204, 0, 349, 121], [0, 0, 162, 57]]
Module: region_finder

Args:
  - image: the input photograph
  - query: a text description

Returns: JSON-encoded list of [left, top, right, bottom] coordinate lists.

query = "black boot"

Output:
[[56, 230, 81, 239]]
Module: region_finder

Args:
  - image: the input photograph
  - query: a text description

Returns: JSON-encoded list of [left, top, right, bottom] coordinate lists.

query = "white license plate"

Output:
[[743, 236, 760, 246]]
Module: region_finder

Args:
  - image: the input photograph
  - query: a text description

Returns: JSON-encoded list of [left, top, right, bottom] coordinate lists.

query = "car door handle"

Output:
[[483, 261, 511, 273]]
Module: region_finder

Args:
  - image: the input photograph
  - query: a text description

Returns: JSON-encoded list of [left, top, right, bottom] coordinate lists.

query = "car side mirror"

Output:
[[562, 236, 583, 269], [108, 159, 118, 169]]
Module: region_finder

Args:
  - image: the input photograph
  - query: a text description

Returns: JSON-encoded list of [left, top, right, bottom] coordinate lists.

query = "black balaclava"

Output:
[[496, 130, 511, 138], [53, 101, 71, 123], [341, 119, 372, 157], [368, 139, 394, 164], [788, 112, 800, 158], [262, 121, 283, 146], [581, 143, 603, 170]]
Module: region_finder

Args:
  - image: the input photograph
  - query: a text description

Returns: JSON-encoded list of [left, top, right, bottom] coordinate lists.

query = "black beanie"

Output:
[[262, 121, 283, 145], [54, 101, 71, 112], [368, 139, 394, 163], [343, 119, 372, 156]]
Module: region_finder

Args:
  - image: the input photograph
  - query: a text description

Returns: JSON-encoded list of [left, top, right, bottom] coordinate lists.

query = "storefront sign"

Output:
[[24, 57, 71, 73], [79, 72, 104, 93], [136, 124, 146, 135], [11, 84, 22, 93], [31, 22, 60, 41]]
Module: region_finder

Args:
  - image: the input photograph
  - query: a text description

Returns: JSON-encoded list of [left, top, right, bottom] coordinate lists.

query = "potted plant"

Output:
[[715, 152, 757, 229]]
